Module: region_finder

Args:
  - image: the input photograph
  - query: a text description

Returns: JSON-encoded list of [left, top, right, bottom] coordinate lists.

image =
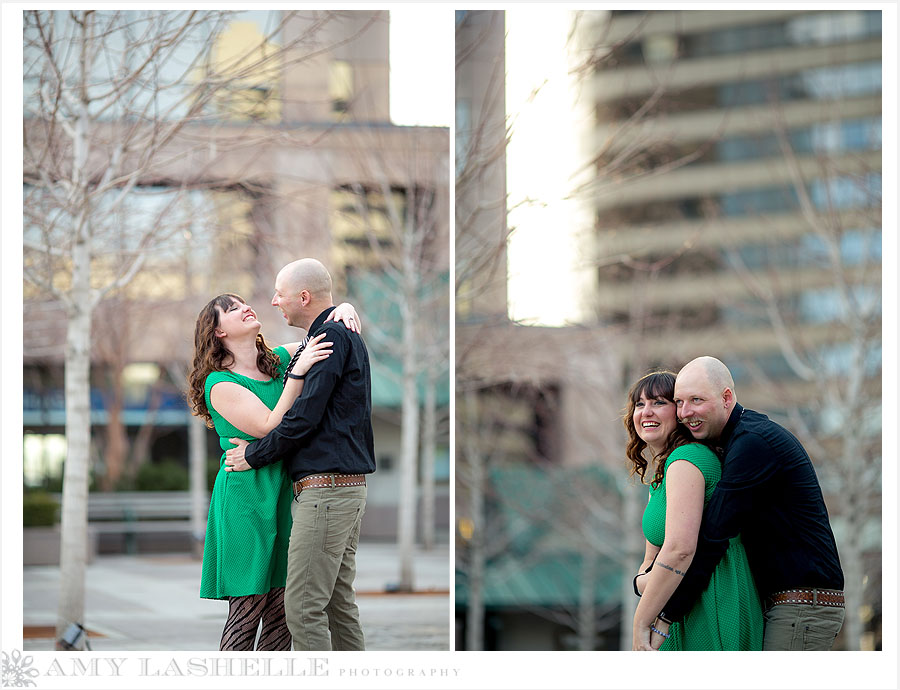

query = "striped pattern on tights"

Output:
[[219, 587, 291, 651]]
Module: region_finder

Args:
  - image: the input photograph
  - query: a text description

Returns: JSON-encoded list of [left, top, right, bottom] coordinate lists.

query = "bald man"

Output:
[[646, 357, 844, 651], [226, 258, 376, 650]]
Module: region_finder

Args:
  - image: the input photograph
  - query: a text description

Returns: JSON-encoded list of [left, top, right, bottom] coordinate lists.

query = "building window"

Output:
[[715, 117, 881, 163], [605, 11, 881, 68], [716, 61, 881, 108], [720, 185, 799, 216], [205, 14, 284, 123], [24, 184, 259, 302], [799, 61, 882, 100], [331, 185, 405, 271], [330, 60, 354, 116], [24, 433, 67, 488], [642, 33, 680, 63], [725, 229, 881, 272], [810, 173, 881, 211], [786, 10, 882, 45], [685, 22, 787, 57], [797, 286, 881, 325], [460, 383, 561, 466]]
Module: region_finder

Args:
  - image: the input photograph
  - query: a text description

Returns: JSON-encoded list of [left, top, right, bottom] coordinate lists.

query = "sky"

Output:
[[390, 8, 453, 127], [505, 9, 595, 326]]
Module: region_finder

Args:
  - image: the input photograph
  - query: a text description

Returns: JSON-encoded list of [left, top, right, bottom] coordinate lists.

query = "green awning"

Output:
[[456, 464, 624, 607], [455, 553, 620, 608]]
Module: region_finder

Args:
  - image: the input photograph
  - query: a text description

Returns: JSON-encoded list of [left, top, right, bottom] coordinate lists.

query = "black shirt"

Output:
[[245, 306, 376, 480], [662, 404, 843, 621]]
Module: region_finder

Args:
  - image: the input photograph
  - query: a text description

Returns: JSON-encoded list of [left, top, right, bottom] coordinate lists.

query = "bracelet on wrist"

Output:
[[650, 625, 670, 639], [285, 372, 306, 380]]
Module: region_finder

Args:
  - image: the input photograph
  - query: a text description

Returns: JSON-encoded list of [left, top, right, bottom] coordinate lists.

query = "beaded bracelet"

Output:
[[650, 625, 670, 639]]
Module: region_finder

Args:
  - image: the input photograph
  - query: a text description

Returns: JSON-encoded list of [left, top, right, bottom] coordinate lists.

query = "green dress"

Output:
[[199, 346, 294, 600], [642, 442, 763, 650]]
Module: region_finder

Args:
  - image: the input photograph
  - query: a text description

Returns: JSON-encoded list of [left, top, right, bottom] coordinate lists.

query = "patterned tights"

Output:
[[219, 587, 291, 651]]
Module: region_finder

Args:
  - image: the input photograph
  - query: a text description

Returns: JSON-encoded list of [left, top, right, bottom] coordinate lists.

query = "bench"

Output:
[[52, 491, 203, 554]]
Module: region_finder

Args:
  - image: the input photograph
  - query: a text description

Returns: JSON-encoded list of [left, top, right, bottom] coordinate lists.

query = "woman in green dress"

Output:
[[624, 370, 763, 650], [187, 292, 359, 651]]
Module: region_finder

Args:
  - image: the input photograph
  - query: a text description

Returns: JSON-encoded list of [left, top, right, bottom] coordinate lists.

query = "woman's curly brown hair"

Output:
[[623, 370, 694, 488], [187, 293, 281, 428]]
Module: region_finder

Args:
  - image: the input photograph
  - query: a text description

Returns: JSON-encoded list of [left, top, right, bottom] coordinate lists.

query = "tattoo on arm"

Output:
[[657, 561, 686, 577]]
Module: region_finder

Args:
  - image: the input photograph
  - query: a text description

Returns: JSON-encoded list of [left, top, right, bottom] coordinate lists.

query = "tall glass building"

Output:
[[580, 9, 882, 649]]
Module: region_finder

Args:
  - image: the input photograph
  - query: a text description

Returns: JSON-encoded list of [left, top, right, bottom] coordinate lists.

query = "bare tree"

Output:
[[90, 296, 169, 490], [332, 131, 450, 589], [420, 362, 448, 550], [717, 98, 882, 650], [455, 314, 631, 650], [499, 462, 630, 650], [23, 9, 371, 647], [454, 9, 513, 649]]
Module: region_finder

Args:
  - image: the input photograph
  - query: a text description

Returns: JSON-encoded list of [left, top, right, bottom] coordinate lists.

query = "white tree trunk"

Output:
[[189, 414, 209, 560], [396, 283, 419, 590], [421, 372, 437, 550], [838, 337, 868, 651], [56, 242, 92, 648], [578, 544, 597, 650], [619, 481, 643, 651], [463, 390, 486, 651], [55, 94, 95, 648], [841, 502, 864, 650], [838, 393, 866, 650]]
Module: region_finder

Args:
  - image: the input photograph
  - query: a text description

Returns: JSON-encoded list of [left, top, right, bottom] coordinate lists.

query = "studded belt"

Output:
[[765, 588, 845, 609], [292, 473, 366, 496]]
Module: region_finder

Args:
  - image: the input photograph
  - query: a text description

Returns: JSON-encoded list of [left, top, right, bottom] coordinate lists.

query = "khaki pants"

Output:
[[285, 484, 367, 651], [763, 602, 845, 650]]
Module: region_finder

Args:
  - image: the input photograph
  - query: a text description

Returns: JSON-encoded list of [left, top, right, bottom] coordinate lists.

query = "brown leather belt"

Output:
[[765, 588, 845, 609], [293, 473, 366, 496]]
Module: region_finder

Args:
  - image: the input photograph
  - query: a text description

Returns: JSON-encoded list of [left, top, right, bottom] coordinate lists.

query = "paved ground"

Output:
[[23, 542, 450, 651]]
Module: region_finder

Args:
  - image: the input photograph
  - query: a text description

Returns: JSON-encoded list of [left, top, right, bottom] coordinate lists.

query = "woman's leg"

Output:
[[257, 587, 292, 651], [219, 593, 267, 651]]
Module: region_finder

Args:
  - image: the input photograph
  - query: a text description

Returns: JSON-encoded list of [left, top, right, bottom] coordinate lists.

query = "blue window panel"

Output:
[[801, 62, 882, 99], [718, 62, 881, 108], [799, 229, 881, 267], [810, 173, 881, 211], [720, 186, 799, 216]]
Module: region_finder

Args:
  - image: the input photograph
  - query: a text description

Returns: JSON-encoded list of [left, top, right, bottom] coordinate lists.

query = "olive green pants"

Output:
[[285, 484, 367, 651], [763, 603, 845, 650]]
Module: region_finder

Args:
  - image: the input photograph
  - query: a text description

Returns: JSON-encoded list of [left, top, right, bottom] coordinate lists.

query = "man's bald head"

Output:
[[272, 258, 334, 330], [277, 258, 332, 299], [674, 356, 737, 442], [679, 356, 736, 400]]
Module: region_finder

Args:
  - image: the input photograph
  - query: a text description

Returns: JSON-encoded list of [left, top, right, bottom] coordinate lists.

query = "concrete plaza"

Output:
[[22, 542, 451, 651]]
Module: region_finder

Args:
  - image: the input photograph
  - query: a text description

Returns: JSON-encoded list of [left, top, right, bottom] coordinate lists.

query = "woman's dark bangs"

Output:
[[634, 372, 675, 403]]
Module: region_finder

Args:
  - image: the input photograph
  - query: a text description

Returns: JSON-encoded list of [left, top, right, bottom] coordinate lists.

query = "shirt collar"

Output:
[[307, 306, 337, 336], [717, 402, 744, 452]]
